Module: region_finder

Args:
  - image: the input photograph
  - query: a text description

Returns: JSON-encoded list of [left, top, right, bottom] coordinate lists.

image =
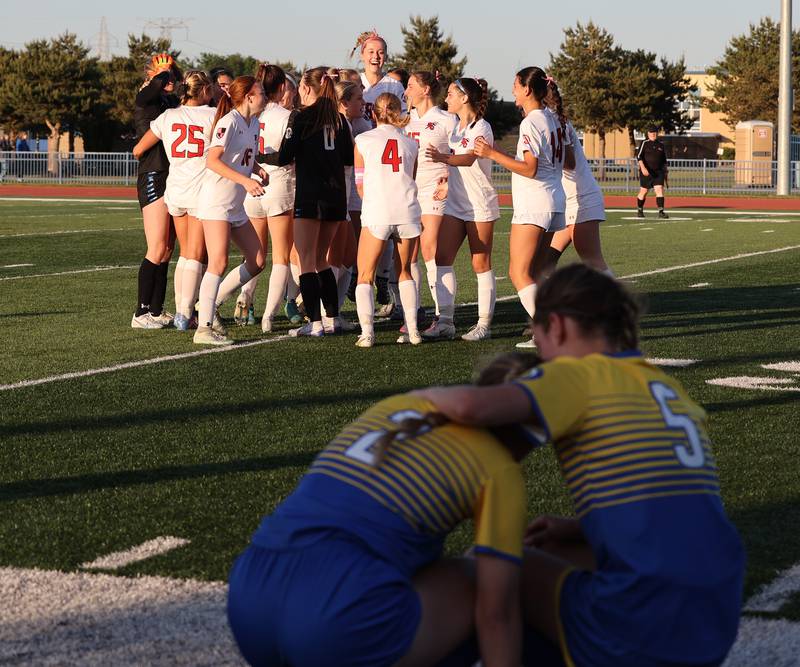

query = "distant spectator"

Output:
[[16, 132, 30, 152], [0, 135, 12, 151], [636, 126, 668, 219]]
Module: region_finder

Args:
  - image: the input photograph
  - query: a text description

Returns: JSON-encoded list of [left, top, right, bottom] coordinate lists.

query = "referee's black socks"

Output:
[[656, 197, 665, 212], [637, 197, 646, 211]]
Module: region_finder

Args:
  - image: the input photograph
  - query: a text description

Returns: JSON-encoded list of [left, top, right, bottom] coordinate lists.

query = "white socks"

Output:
[[355, 283, 374, 337], [240, 274, 260, 301], [287, 262, 301, 300], [180, 259, 204, 319], [398, 279, 419, 337], [216, 264, 253, 308], [435, 265, 456, 325], [264, 264, 289, 319], [518, 283, 537, 319], [337, 265, 353, 309], [173, 256, 186, 312], [425, 259, 438, 315], [477, 270, 496, 328], [198, 272, 222, 328]]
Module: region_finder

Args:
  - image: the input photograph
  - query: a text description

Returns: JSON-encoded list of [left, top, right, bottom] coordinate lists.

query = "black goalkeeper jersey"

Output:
[[134, 72, 179, 174], [278, 108, 353, 207]]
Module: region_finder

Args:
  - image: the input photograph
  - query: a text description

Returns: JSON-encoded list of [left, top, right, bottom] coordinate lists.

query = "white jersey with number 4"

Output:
[[355, 124, 420, 227], [444, 118, 499, 222], [197, 109, 260, 223], [511, 109, 567, 218], [360, 73, 407, 125], [149, 105, 216, 211]]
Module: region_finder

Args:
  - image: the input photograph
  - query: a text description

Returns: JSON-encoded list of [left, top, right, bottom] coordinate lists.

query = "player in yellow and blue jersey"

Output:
[[227, 356, 542, 667], [416, 264, 745, 667]]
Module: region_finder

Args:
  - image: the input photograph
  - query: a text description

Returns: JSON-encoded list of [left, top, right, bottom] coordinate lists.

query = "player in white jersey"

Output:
[[193, 76, 268, 345], [351, 30, 407, 126], [474, 67, 573, 349], [133, 70, 216, 332], [353, 93, 422, 348], [404, 71, 458, 327], [546, 100, 614, 277], [424, 78, 499, 343], [233, 65, 297, 333]]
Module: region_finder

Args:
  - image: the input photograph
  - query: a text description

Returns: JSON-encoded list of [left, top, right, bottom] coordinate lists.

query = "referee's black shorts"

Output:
[[639, 171, 666, 189]]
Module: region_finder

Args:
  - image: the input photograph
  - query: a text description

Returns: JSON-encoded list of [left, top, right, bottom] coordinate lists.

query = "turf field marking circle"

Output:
[[706, 376, 800, 392], [81, 537, 191, 571], [646, 358, 700, 367], [743, 561, 800, 613], [762, 362, 800, 373]]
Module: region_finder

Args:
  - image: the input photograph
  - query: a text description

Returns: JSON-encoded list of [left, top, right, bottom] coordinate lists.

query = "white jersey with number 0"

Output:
[[360, 73, 407, 125], [197, 109, 260, 223], [150, 105, 216, 210], [444, 118, 499, 221], [355, 124, 420, 227]]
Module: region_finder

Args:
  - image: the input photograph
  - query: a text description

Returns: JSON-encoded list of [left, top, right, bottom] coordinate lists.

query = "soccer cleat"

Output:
[[212, 309, 228, 336], [233, 296, 250, 326], [173, 313, 190, 331], [247, 305, 256, 326], [658, 210, 669, 219], [422, 319, 456, 340], [375, 301, 395, 318], [193, 325, 233, 346], [389, 303, 405, 322], [397, 332, 423, 345], [131, 312, 165, 329], [636, 209, 645, 218], [322, 316, 342, 335], [284, 299, 303, 325], [515, 337, 537, 349], [461, 324, 491, 342], [261, 315, 273, 333], [152, 310, 174, 327], [355, 333, 375, 348], [289, 322, 324, 337], [338, 318, 357, 332]]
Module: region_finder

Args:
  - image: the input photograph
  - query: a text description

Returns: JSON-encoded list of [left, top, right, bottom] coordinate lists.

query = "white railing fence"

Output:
[[1, 152, 799, 195]]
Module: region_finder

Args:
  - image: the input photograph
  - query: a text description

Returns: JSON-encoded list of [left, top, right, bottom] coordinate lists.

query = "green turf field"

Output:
[[1, 198, 800, 660]]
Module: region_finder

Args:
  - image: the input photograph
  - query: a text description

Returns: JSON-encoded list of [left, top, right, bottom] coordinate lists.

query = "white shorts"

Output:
[[444, 199, 499, 223], [366, 223, 421, 241], [566, 192, 606, 226], [511, 211, 567, 232], [244, 193, 294, 219], [417, 179, 446, 217], [167, 205, 197, 218], [197, 203, 249, 227]]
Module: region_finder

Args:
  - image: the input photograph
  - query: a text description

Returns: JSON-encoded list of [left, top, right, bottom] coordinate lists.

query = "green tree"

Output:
[[549, 22, 622, 165], [707, 17, 800, 130], [193, 53, 300, 80], [655, 56, 697, 134], [388, 15, 466, 84], [0, 33, 102, 164]]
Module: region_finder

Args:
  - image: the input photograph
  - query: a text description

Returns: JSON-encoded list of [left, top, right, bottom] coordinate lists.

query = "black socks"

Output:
[[299, 272, 322, 322], [136, 259, 158, 316], [318, 268, 339, 318]]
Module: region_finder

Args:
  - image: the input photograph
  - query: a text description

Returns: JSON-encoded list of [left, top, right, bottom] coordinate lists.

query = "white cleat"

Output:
[[193, 325, 233, 346], [397, 332, 423, 345], [355, 334, 375, 348], [421, 319, 456, 340], [151, 311, 174, 327], [461, 324, 491, 342], [233, 297, 251, 327], [131, 312, 165, 329], [515, 337, 537, 349], [289, 322, 324, 337], [261, 315, 273, 334], [212, 309, 228, 336]]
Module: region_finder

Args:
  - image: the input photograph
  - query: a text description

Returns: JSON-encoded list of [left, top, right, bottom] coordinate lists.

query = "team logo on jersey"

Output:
[[460, 137, 469, 148], [523, 134, 532, 148], [216, 127, 226, 139], [426, 122, 436, 131]]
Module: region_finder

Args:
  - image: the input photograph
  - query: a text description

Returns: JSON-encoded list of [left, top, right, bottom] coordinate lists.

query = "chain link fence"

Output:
[[1, 151, 799, 195]]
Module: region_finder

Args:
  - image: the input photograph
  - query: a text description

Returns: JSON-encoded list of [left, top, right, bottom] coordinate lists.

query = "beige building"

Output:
[[582, 70, 734, 159]]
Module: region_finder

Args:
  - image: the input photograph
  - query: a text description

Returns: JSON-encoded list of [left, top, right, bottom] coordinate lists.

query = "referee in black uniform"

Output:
[[636, 126, 669, 219]]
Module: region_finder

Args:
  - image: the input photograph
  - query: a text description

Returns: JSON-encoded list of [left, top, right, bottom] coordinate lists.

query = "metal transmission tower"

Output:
[[776, 0, 794, 195], [142, 18, 191, 43], [93, 16, 118, 61]]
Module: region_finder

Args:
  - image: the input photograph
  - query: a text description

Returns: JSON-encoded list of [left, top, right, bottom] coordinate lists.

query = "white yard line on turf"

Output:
[[0, 335, 292, 391], [0, 265, 139, 282], [743, 561, 800, 613], [81, 537, 191, 571], [0, 228, 135, 239], [0, 263, 34, 269], [605, 208, 800, 216], [645, 359, 700, 367], [763, 362, 800, 373]]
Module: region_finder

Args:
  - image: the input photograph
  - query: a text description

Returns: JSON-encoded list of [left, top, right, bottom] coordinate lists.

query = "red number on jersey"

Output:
[[242, 148, 254, 167], [258, 122, 266, 155], [408, 131, 421, 145], [381, 139, 402, 172], [170, 123, 205, 158], [550, 128, 564, 164]]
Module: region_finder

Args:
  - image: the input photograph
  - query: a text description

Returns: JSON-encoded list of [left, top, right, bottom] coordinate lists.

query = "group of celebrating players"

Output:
[[130, 30, 614, 348], [128, 31, 745, 667]]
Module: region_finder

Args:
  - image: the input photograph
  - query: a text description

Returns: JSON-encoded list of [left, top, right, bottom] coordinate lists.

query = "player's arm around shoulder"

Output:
[[411, 383, 533, 427]]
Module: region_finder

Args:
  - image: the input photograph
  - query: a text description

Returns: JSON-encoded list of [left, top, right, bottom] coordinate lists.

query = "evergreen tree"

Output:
[[192, 53, 300, 80], [655, 56, 697, 134], [389, 15, 466, 83], [549, 22, 622, 166], [707, 17, 800, 130]]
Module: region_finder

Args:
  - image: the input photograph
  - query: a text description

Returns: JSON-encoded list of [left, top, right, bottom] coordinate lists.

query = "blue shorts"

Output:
[[558, 570, 724, 667], [227, 536, 421, 667]]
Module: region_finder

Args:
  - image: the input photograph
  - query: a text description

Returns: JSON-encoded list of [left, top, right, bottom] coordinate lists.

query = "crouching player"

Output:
[[414, 264, 745, 667], [227, 354, 540, 667]]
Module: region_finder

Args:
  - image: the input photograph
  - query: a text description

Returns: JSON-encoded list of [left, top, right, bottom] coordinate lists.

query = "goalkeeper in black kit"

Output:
[[636, 126, 669, 219]]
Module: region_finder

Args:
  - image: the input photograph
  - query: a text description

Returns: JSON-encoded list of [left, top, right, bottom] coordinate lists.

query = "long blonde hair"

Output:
[[179, 70, 212, 105], [373, 93, 408, 128]]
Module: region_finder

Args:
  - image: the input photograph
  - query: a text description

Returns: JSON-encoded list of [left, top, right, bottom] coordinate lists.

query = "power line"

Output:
[[142, 18, 192, 43]]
